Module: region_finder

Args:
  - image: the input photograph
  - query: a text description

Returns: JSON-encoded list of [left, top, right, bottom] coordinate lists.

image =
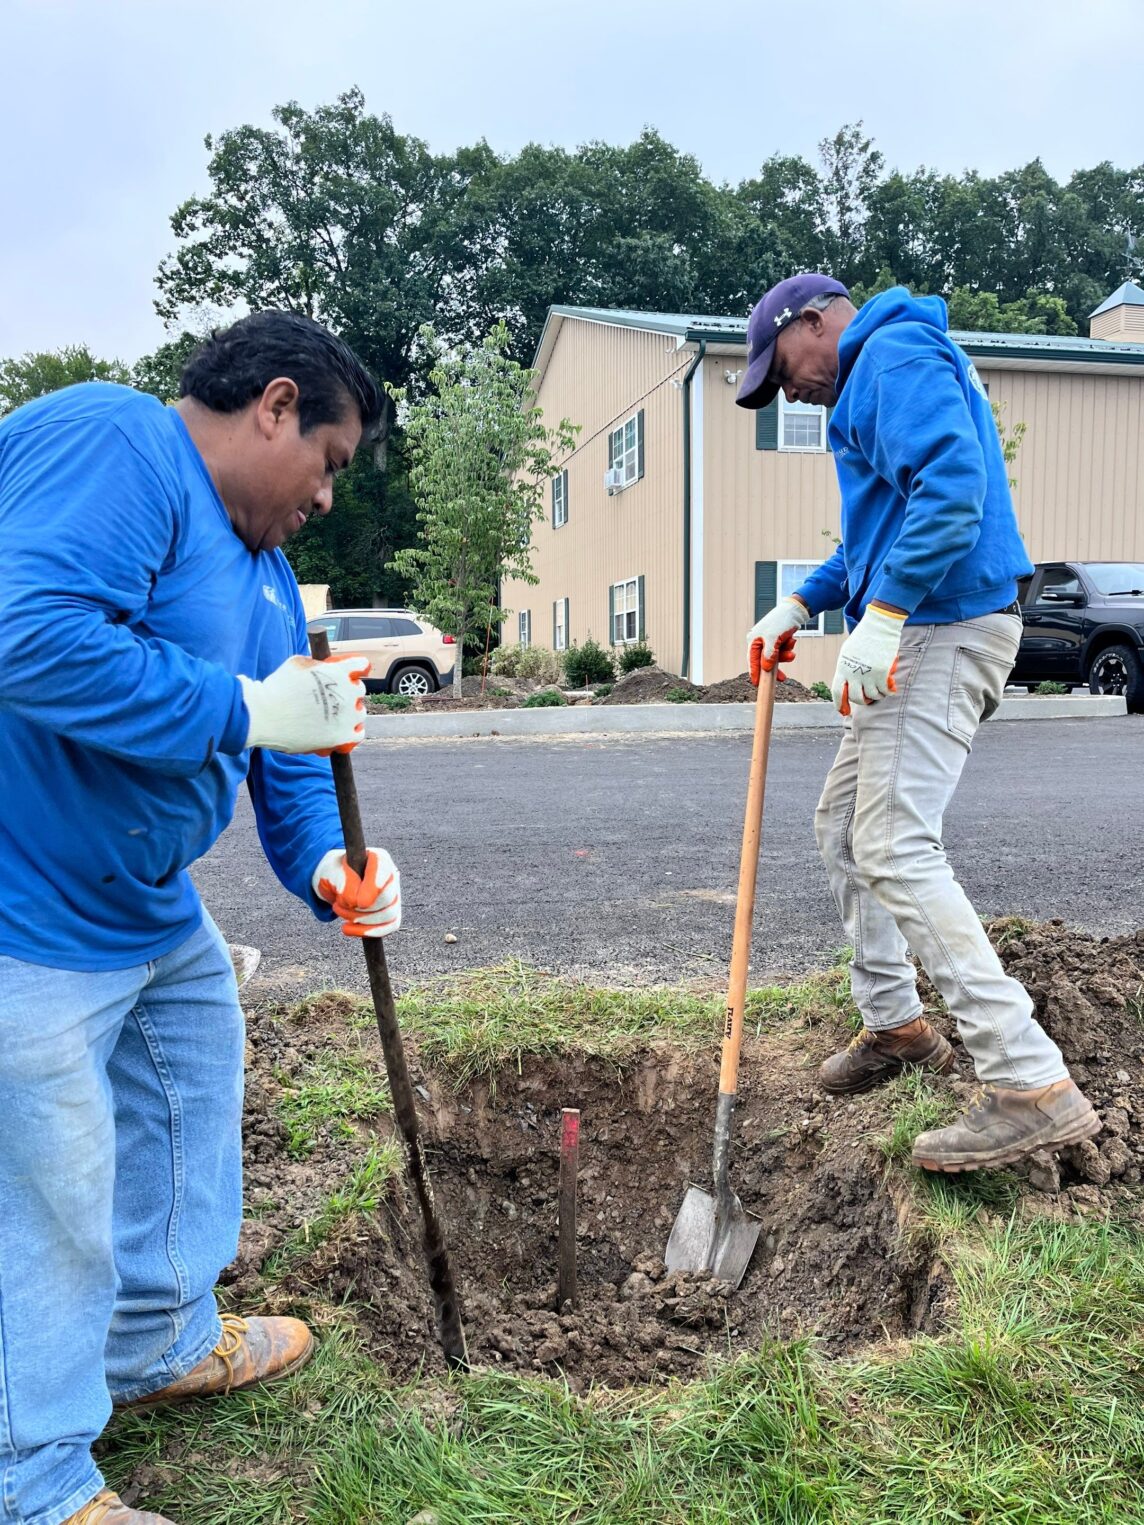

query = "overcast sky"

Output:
[[3, 0, 1139, 363]]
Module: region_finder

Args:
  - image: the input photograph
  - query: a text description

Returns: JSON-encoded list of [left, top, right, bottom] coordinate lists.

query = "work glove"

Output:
[[747, 596, 810, 684], [831, 605, 907, 716], [313, 847, 401, 939], [239, 655, 369, 754]]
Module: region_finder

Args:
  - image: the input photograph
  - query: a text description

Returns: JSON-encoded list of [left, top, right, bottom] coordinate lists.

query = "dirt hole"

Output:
[[230, 920, 1144, 1388]]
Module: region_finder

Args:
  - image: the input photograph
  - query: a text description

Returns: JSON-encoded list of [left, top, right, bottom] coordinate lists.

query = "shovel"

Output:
[[664, 664, 776, 1286]]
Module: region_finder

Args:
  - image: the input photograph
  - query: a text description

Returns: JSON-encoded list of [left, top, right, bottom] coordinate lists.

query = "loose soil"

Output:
[[228, 920, 1144, 1389], [367, 665, 818, 713]]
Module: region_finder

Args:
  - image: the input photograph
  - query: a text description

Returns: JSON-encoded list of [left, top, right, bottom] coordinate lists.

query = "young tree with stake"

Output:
[[389, 324, 577, 697]]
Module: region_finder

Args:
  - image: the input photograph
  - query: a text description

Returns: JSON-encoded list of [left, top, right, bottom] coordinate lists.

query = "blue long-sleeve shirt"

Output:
[[0, 382, 343, 971], [796, 288, 1033, 627]]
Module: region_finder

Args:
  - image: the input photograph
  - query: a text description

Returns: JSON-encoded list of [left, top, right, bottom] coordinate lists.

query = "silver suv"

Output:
[[306, 609, 456, 696]]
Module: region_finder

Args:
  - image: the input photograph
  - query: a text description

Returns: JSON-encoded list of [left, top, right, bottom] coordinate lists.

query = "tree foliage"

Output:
[[0, 345, 131, 416], [388, 324, 576, 695]]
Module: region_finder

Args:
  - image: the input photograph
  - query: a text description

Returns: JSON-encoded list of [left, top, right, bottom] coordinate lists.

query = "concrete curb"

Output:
[[364, 693, 1126, 740]]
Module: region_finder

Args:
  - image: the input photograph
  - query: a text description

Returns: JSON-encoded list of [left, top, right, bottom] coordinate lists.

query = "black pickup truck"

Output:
[[1011, 561, 1144, 711]]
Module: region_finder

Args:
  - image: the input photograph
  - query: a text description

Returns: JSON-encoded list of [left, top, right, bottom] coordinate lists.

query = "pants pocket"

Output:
[[948, 644, 1015, 747]]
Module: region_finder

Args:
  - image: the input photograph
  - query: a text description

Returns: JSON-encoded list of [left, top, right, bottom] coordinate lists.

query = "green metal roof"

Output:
[[1091, 280, 1144, 317], [535, 304, 1144, 375]]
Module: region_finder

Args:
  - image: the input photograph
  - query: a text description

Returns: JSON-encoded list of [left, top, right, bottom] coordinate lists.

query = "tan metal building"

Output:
[[502, 285, 1144, 686]]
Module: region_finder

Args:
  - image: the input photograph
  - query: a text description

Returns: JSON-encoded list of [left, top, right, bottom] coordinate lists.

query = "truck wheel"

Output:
[[1088, 644, 1144, 712]]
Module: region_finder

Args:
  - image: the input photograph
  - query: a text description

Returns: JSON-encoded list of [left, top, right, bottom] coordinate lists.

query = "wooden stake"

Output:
[[557, 1108, 580, 1310]]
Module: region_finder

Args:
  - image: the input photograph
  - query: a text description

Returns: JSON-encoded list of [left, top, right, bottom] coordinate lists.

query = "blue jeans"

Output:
[[0, 912, 244, 1525]]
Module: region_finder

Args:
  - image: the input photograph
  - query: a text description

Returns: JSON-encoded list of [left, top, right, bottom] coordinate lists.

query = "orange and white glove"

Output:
[[312, 848, 401, 939], [239, 655, 369, 754], [831, 605, 906, 715], [747, 596, 810, 684]]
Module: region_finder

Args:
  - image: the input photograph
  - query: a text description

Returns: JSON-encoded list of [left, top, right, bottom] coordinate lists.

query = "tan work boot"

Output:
[[64, 1489, 174, 1524], [120, 1315, 314, 1411], [819, 1016, 955, 1095], [912, 1078, 1101, 1172]]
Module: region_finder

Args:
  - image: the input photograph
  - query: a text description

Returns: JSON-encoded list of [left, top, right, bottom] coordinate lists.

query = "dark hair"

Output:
[[179, 311, 383, 434]]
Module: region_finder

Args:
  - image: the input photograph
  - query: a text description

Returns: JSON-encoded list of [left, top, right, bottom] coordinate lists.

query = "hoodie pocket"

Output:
[[947, 641, 1015, 747]]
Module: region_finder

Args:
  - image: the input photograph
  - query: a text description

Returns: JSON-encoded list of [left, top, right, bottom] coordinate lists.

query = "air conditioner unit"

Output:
[[604, 466, 624, 494]]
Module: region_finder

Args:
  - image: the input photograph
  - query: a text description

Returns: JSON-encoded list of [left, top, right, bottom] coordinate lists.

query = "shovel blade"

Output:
[[664, 1186, 762, 1288]]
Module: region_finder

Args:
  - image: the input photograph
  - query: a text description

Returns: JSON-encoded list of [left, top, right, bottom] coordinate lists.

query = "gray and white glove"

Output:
[[239, 655, 369, 754]]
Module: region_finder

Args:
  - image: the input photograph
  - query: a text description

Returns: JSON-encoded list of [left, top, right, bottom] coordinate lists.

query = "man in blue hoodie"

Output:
[[737, 274, 1099, 1174], [0, 313, 403, 1525]]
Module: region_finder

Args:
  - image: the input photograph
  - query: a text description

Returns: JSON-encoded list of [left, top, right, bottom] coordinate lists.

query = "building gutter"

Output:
[[680, 339, 706, 680]]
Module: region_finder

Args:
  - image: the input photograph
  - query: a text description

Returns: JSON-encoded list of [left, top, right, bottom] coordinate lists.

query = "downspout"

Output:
[[680, 338, 706, 680]]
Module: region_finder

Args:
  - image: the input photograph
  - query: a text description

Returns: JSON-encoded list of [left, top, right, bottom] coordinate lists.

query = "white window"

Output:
[[778, 561, 824, 635], [608, 413, 641, 487], [778, 396, 827, 452], [553, 471, 568, 528], [518, 610, 531, 647], [554, 598, 567, 651], [611, 577, 640, 644]]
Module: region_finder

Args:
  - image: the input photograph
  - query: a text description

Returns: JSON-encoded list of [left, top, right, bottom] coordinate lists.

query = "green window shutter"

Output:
[[754, 561, 778, 620], [755, 400, 779, 451], [563, 597, 570, 648], [637, 409, 645, 480], [638, 575, 646, 640], [562, 468, 569, 521], [608, 584, 616, 645], [551, 476, 557, 528], [824, 405, 834, 453], [607, 429, 615, 469], [552, 600, 558, 649], [824, 606, 846, 635]]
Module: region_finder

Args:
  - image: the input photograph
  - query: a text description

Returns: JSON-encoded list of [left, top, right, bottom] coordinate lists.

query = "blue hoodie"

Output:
[[796, 288, 1033, 626], [0, 383, 343, 971]]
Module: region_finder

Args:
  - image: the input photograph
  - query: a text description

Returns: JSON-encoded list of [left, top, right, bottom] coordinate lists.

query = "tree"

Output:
[[991, 401, 1027, 491], [132, 331, 203, 402], [388, 324, 576, 697], [0, 345, 131, 416]]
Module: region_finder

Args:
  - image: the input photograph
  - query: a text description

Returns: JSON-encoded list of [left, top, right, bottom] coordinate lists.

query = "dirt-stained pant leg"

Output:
[[815, 726, 925, 1032], [839, 613, 1067, 1089]]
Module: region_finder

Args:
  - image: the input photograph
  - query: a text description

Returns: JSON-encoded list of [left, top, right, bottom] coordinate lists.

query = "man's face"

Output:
[[768, 302, 854, 408], [234, 383, 362, 553]]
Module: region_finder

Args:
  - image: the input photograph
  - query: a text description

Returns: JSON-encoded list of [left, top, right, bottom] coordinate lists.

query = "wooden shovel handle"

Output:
[[718, 666, 777, 1095]]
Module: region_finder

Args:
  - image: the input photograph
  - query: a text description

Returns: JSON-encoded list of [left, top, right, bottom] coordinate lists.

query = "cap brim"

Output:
[[735, 345, 779, 410]]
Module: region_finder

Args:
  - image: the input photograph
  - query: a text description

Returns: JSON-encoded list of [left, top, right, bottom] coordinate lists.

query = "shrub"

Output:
[[1035, 680, 1069, 695], [618, 641, 655, 674], [811, 681, 832, 701], [593, 683, 614, 699], [373, 693, 412, 712], [666, 686, 700, 703], [563, 638, 615, 687], [522, 688, 567, 708], [490, 644, 562, 683]]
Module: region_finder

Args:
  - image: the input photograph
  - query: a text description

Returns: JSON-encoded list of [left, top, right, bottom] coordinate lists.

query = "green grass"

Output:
[[810, 681, 832, 701], [277, 1048, 392, 1158], [521, 689, 567, 708], [101, 1214, 1144, 1523], [386, 959, 857, 1084]]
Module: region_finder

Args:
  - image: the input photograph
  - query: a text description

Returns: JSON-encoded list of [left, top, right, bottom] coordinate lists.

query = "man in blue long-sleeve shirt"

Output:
[[0, 313, 401, 1525], [739, 274, 1099, 1175]]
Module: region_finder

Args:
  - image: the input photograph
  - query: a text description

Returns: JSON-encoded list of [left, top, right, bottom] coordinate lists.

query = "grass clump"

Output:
[[521, 688, 567, 708], [276, 1047, 390, 1158]]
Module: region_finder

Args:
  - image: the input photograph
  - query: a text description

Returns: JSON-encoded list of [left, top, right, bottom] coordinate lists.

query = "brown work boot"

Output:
[[64, 1489, 174, 1524], [120, 1315, 314, 1411], [818, 1016, 955, 1095], [912, 1078, 1101, 1172]]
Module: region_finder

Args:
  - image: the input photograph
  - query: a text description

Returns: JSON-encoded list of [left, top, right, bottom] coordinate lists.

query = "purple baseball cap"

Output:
[[735, 273, 850, 410]]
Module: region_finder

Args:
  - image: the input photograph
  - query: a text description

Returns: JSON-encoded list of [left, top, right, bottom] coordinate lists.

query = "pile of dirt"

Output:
[[225, 919, 1144, 1388], [599, 665, 699, 704], [701, 671, 817, 703]]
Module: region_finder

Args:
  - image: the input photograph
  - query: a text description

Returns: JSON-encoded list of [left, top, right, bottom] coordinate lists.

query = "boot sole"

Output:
[[821, 1043, 956, 1096], [912, 1110, 1102, 1173], [115, 1332, 316, 1412]]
